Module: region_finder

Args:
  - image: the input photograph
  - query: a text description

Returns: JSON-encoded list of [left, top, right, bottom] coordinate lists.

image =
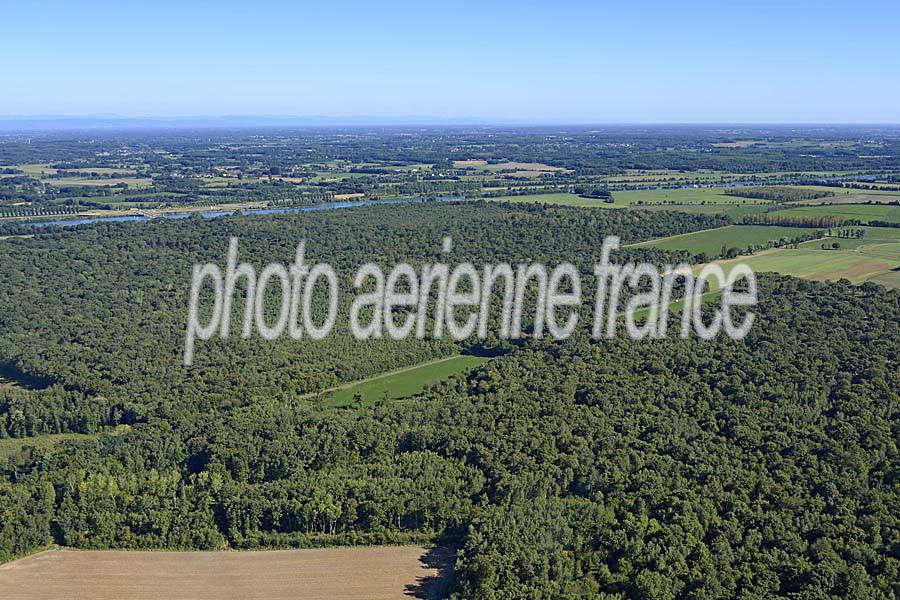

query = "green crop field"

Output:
[[627, 203, 773, 219], [613, 188, 772, 205], [7, 163, 57, 175], [866, 270, 900, 289], [47, 177, 152, 189], [630, 225, 821, 256], [712, 248, 898, 287], [678, 225, 900, 290], [770, 203, 900, 224], [322, 355, 490, 407], [798, 226, 900, 250]]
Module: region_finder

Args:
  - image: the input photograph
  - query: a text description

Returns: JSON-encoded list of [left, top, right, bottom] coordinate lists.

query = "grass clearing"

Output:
[[0, 426, 130, 460], [321, 355, 489, 407], [0, 433, 96, 460]]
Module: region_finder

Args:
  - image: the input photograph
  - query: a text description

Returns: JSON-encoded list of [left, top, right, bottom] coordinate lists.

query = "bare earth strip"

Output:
[[0, 546, 455, 600]]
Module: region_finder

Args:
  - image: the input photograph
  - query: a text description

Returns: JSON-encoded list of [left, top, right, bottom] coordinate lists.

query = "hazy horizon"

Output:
[[3, 0, 899, 123], [2, 115, 900, 132]]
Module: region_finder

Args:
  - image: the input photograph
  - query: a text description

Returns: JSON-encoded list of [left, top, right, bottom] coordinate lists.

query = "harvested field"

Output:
[[453, 159, 567, 172], [0, 546, 455, 600], [47, 177, 152, 188], [711, 140, 761, 148]]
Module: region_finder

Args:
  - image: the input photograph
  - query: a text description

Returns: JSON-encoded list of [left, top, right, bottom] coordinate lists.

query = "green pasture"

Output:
[[770, 203, 900, 224], [630, 225, 821, 256]]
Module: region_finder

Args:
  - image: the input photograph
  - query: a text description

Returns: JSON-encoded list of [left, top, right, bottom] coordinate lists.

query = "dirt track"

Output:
[[0, 546, 455, 600]]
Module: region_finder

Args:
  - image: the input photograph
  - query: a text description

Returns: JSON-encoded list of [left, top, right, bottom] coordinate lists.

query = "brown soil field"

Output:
[[0, 545, 455, 600], [452, 159, 567, 172]]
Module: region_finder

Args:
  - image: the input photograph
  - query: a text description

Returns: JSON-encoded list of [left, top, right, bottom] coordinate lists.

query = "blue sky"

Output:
[[2, 0, 899, 122]]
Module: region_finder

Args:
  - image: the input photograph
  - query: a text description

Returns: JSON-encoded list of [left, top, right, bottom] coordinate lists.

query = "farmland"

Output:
[[644, 224, 900, 289], [613, 187, 774, 206], [769, 203, 900, 224], [453, 160, 567, 173], [624, 202, 773, 219], [0, 546, 453, 600], [475, 188, 897, 224], [798, 225, 900, 248], [629, 224, 821, 257], [713, 248, 898, 287], [44, 176, 151, 188], [481, 189, 775, 210]]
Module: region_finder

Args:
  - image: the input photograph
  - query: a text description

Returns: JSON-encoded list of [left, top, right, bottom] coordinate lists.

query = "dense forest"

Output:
[[0, 200, 896, 599], [0, 202, 723, 421], [1, 275, 897, 599]]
